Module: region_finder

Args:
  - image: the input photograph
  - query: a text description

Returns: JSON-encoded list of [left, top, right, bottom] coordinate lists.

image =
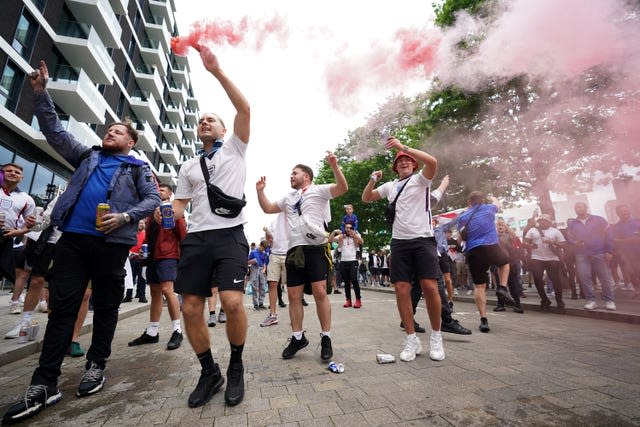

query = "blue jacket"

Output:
[[34, 91, 160, 246], [566, 214, 612, 256]]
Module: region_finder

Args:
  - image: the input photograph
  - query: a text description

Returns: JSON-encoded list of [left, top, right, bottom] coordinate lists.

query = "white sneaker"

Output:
[[399, 335, 422, 362], [18, 293, 25, 304], [454, 288, 459, 296], [9, 301, 22, 314], [605, 301, 616, 311], [5, 320, 29, 339], [429, 333, 445, 361], [36, 300, 48, 313], [466, 290, 473, 296], [584, 300, 597, 310]]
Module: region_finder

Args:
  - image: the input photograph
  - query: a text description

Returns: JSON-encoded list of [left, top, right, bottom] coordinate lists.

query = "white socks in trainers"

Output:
[[172, 319, 182, 333], [147, 322, 160, 337], [293, 331, 304, 340]]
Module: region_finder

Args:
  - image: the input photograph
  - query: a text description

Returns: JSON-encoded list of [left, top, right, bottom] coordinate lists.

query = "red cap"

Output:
[[392, 151, 419, 174]]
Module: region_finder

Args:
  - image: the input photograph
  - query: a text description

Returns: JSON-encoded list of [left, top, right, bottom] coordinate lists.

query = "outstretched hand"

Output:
[[325, 151, 338, 168], [256, 176, 267, 192], [194, 43, 221, 75], [384, 137, 403, 151], [29, 60, 49, 93]]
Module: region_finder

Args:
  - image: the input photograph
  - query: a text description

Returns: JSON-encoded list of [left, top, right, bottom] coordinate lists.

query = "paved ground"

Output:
[[1, 287, 639, 426]]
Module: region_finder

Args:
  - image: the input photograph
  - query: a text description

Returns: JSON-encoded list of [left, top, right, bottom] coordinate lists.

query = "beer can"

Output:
[[17, 326, 29, 344], [141, 243, 149, 259], [376, 353, 396, 364], [0, 211, 5, 230], [328, 361, 345, 373], [160, 201, 175, 229], [96, 203, 110, 229], [27, 323, 39, 341]]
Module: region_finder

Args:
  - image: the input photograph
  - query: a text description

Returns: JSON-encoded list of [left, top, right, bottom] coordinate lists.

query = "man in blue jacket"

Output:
[[567, 202, 616, 311], [3, 60, 160, 424]]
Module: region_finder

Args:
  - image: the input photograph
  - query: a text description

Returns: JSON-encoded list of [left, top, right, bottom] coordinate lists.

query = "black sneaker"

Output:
[[77, 361, 106, 397], [320, 335, 333, 361], [278, 300, 287, 308], [441, 319, 472, 335], [479, 318, 490, 333], [414, 322, 426, 333], [128, 331, 159, 346], [513, 305, 525, 314], [282, 334, 309, 359], [333, 289, 341, 294], [495, 286, 516, 306], [493, 305, 506, 312], [301, 298, 309, 307], [224, 363, 244, 406], [188, 365, 224, 408], [166, 331, 183, 350], [2, 384, 62, 424]]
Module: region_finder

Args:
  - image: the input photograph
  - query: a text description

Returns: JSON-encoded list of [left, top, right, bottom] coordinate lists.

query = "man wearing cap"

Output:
[[524, 214, 567, 310], [362, 138, 444, 362], [456, 191, 516, 333]]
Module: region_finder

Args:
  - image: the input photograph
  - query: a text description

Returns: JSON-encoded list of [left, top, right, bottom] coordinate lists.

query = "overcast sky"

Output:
[[174, 1, 436, 241]]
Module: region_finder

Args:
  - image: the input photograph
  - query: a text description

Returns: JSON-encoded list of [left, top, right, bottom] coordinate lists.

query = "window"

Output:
[[53, 174, 68, 194], [13, 154, 36, 192], [0, 61, 24, 111], [12, 10, 38, 59], [0, 144, 14, 165], [30, 164, 54, 203], [30, 0, 47, 13]]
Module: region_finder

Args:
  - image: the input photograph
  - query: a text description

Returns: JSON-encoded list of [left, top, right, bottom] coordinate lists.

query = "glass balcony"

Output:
[[47, 65, 109, 124], [134, 64, 163, 100], [55, 21, 115, 85], [108, 0, 128, 15], [168, 82, 187, 107], [161, 122, 182, 146], [149, 0, 175, 33], [164, 100, 185, 125], [133, 121, 158, 152], [156, 162, 177, 185], [158, 141, 180, 165], [180, 138, 196, 157], [66, 0, 122, 48], [140, 38, 168, 77], [129, 89, 161, 126]]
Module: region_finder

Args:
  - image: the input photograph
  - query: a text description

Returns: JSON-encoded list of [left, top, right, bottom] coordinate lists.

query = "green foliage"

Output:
[[315, 152, 396, 251], [433, 0, 487, 27]]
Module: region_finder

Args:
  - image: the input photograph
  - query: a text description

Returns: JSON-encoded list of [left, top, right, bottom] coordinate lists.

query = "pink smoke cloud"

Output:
[[171, 15, 289, 56], [324, 27, 441, 113]]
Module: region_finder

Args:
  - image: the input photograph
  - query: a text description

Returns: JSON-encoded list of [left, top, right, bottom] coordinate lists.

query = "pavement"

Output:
[[0, 286, 639, 426]]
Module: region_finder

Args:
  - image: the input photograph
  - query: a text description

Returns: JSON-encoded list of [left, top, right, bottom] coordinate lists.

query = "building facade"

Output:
[[0, 0, 200, 205]]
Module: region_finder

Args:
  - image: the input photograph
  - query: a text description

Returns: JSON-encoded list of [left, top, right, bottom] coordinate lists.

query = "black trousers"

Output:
[[340, 260, 361, 300], [529, 259, 564, 305], [32, 233, 129, 387], [410, 273, 453, 323]]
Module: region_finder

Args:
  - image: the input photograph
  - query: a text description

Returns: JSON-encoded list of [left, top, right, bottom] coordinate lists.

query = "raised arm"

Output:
[[326, 151, 348, 198], [385, 137, 437, 180], [197, 45, 250, 144], [256, 176, 282, 214], [362, 170, 383, 203]]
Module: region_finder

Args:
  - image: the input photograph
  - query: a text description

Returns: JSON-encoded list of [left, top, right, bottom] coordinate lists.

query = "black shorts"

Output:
[[390, 237, 440, 283], [146, 259, 178, 284], [175, 226, 249, 296], [467, 244, 509, 285], [438, 254, 451, 274], [28, 243, 56, 277], [286, 245, 329, 287], [13, 246, 27, 270]]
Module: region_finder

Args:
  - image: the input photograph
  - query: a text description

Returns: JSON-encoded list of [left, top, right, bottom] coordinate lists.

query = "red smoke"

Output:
[[172, 16, 288, 56], [325, 27, 441, 112]]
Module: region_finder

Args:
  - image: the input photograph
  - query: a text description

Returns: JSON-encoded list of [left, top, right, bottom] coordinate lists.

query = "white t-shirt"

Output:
[[376, 173, 434, 240], [269, 212, 289, 255], [340, 235, 358, 262], [25, 196, 62, 244], [175, 134, 247, 233], [0, 187, 36, 230], [276, 184, 332, 249], [525, 227, 566, 261]]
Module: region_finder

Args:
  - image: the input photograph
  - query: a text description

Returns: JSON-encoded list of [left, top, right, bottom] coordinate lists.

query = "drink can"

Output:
[[17, 326, 28, 344], [161, 201, 175, 229], [376, 353, 396, 364], [0, 211, 5, 230], [27, 323, 39, 341], [141, 243, 149, 259], [96, 203, 110, 229], [328, 361, 345, 373]]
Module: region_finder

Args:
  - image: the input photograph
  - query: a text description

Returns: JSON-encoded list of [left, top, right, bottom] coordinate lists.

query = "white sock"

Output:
[[321, 331, 331, 338], [172, 319, 181, 333], [431, 330, 441, 338], [293, 330, 304, 340], [21, 311, 33, 325], [408, 332, 417, 339], [147, 322, 160, 336]]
